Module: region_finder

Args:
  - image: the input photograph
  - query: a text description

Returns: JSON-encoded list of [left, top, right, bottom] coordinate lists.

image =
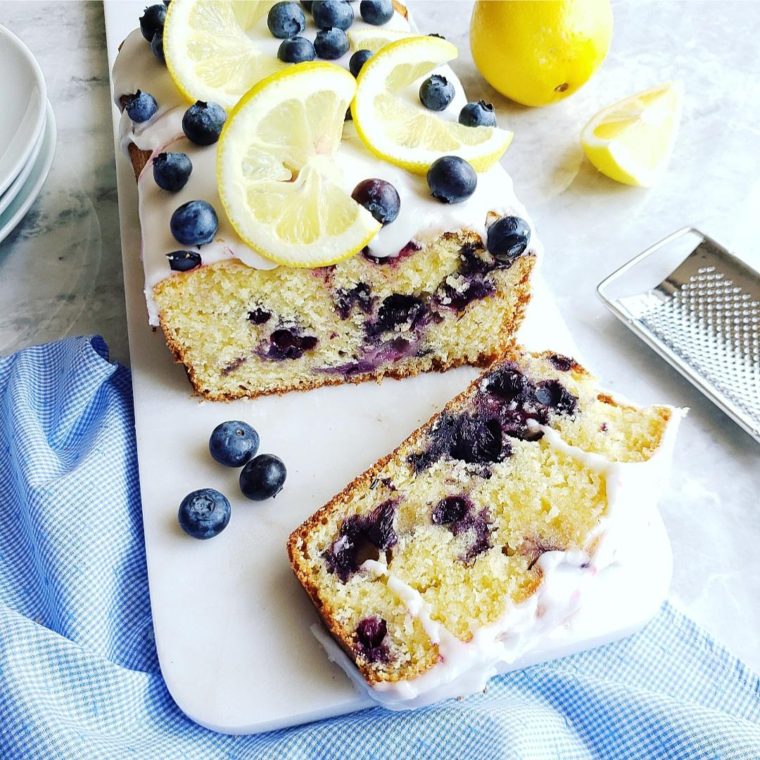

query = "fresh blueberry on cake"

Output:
[[170, 200, 218, 246], [459, 100, 497, 128], [178, 488, 231, 539], [360, 0, 394, 26], [349, 49, 373, 77], [267, 1, 307, 38], [240, 454, 288, 500], [209, 420, 260, 467], [152, 152, 192, 192], [314, 27, 350, 59], [125, 90, 158, 123], [427, 156, 478, 203], [288, 349, 682, 706], [419, 74, 455, 112], [181, 101, 226, 146], [312, 0, 354, 31], [139, 4, 166, 41], [278, 36, 316, 63]]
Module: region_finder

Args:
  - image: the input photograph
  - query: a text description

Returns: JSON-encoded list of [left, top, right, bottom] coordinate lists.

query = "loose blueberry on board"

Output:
[[239, 454, 287, 500], [150, 30, 165, 63], [209, 420, 260, 467], [152, 152, 193, 192], [486, 216, 531, 262], [427, 156, 478, 204], [459, 100, 497, 127], [139, 4, 166, 42], [267, 1, 306, 38], [166, 250, 201, 272], [182, 101, 226, 146], [312, 0, 354, 30], [125, 91, 158, 123], [178, 488, 231, 539], [349, 48, 372, 77], [351, 178, 400, 224], [314, 27, 349, 59], [277, 36, 316, 63], [419, 74, 455, 111], [360, 0, 393, 25], [170, 200, 218, 246]]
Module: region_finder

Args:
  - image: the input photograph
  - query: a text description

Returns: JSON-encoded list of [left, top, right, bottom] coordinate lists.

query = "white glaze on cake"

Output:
[[312, 409, 684, 710], [111, 17, 539, 325]]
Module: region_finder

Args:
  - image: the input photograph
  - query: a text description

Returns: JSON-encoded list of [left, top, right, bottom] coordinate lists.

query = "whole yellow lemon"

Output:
[[470, 0, 613, 107]]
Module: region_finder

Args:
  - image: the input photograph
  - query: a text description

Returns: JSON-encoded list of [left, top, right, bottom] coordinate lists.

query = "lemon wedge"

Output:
[[347, 27, 411, 54], [581, 83, 683, 187], [217, 63, 381, 268], [164, 0, 286, 109], [352, 35, 513, 175]]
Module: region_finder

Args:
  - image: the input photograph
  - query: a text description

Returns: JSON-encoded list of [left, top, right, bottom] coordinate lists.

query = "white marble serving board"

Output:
[[104, 1, 671, 734]]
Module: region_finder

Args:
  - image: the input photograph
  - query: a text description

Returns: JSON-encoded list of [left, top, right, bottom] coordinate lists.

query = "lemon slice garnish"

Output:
[[352, 35, 513, 175], [581, 83, 683, 187], [347, 27, 411, 54], [217, 63, 381, 268], [164, 0, 286, 108]]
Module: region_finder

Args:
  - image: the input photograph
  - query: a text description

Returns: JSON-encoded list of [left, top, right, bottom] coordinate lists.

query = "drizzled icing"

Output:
[[111, 16, 539, 325], [312, 408, 684, 710]]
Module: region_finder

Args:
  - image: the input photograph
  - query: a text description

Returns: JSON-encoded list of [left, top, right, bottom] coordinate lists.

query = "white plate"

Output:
[[0, 25, 47, 197], [0, 101, 56, 246], [0, 105, 47, 218], [104, 1, 670, 735]]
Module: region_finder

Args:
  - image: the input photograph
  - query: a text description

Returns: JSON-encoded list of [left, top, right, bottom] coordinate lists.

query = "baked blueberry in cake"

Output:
[[111, 0, 537, 399], [288, 349, 682, 706]]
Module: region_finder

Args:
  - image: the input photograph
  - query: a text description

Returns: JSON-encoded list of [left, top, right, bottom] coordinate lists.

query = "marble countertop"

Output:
[[1, 0, 758, 675]]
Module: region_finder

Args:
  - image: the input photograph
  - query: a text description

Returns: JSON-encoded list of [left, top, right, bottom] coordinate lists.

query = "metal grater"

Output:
[[597, 227, 760, 443]]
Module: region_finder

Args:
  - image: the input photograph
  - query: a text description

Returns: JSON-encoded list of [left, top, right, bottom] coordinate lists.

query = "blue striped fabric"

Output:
[[1, 336, 758, 759]]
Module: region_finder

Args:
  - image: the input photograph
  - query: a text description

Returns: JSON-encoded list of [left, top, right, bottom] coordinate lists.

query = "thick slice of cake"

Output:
[[111, 6, 538, 400], [288, 349, 682, 707]]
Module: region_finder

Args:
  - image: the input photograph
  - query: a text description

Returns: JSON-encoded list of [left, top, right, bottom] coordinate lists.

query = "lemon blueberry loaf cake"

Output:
[[288, 349, 682, 707], [112, 1, 538, 399]]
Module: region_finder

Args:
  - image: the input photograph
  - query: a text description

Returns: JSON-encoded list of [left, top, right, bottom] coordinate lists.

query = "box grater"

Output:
[[597, 227, 760, 443]]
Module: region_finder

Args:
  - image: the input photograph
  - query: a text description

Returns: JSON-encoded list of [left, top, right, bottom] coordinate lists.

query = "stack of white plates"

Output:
[[0, 25, 56, 246]]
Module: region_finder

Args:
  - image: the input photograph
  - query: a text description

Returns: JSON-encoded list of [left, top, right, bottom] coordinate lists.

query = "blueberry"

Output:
[[277, 36, 316, 62], [239, 454, 287, 500], [450, 415, 505, 464], [170, 200, 218, 246], [419, 74, 455, 112], [208, 420, 260, 467], [349, 48, 372, 77], [486, 366, 530, 401], [355, 616, 387, 652], [549, 354, 574, 372], [312, 0, 353, 30], [351, 179, 400, 225], [140, 4, 166, 41], [427, 156, 477, 204], [459, 100, 497, 127], [432, 496, 470, 525], [360, 0, 393, 25], [267, 2, 306, 38], [152, 152, 192, 192], [248, 308, 272, 324], [314, 27, 349, 59], [336, 282, 373, 319], [125, 90, 158, 123], [182, 101, 226, 146], [486, 216, 531, 262], [374, 293, 425, 333], [150, 30, 165, 63], [268, 328, 318, 360], [178, 488, 231, 539], [166, 250, 201, 272], [533, 380, 577, 415]]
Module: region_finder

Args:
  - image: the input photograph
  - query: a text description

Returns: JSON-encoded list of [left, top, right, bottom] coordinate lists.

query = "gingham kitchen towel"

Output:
[[1, 336, 758, 759]]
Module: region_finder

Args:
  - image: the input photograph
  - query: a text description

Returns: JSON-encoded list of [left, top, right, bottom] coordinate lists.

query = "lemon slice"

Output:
[[164, 0, 286, 109], [581, 83, 683, 187], [217, 63, 381, 268], [352, 35, 513, 174], [347, 28, 411, 54]]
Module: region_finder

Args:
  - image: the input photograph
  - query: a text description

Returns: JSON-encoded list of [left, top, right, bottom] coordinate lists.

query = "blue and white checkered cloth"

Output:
[[1, 336, 758, 759]]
